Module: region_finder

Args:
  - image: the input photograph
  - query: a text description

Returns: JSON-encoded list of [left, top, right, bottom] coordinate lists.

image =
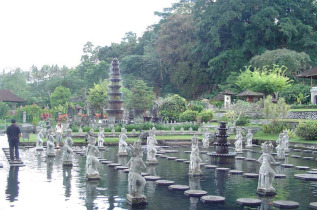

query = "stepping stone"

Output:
[[272, 200, 299, 209], [184, 161, 190, 164], [184, 151, 191, 154], [271, 162, 281, 166], [243, 149, 251, 151], [275, 174, 286, 178], [115, 166, 129, 170], [295, 166, 310, 170], [155, 180, 175, 186], [311, 169, 317, 171], [167, 157, 177, 160], [168, 185, 190, 191], [144, 176, 161, 181], [271, 153, 277, 156], [98, 159, 107, 162], [245, 158, 257, 162], [216, 168, 230, 172], [285, 154, 289, 157], [290, 155, 301, 158], [108, 163, 121, 167], [158, 155, 168, 158], [164, 150, 178, 153], [161, 146, 170, 148], [123, 169, 130, 173], [293, 149, 302, 152], [303, 150, 313, 153], [157, 151, 166, 154], [204, 165, 217, 169], [25, 146, 34, 149], [295, 174, 317, 181], [303, 157, 314, 160], [310, 202, 317, 209], [101, 161, 113, 164], [201, 195, 225, 204], [184, 190, 208, 197], [176, 159, 187, 162], [229, 170, 244, 175], [236, 152, 244, 154], [200, 163, 207, 166], [281, 164, 295, 168], [307, 171, 317, 174], [141, 172, 149, 176], [236, 198, 261, 207], [243, 173, 259, 178], [200, 151, 208, 154], [235, 156, 245, 160]]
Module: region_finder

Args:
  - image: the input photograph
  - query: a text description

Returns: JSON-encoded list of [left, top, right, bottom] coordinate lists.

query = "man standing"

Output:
[[6, 119, 22, 162]]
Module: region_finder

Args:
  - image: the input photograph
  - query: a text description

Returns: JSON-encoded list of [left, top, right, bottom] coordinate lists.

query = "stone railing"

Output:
[[285, 111, 317, 120]]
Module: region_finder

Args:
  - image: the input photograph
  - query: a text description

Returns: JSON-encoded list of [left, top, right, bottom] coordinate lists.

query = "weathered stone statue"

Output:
[[234, 127, 243, 152], [245, 129, 253, 148], [202, 131, 210, 148], [36, 128, 44, 151], [97, 127, 105, 150], [189, 135, 202, 176], [276, 133, 286, 160], [126, 140, 147, 205], [63, 129, 73, 166], [152, 103, 159, 123], [283, 130, 289, 153], [146, 131, 158, 164], [86, 135, 100, 180], [118, 128, 128, 156], [257, 142, 276, 195], [46, 129, 56, 157]]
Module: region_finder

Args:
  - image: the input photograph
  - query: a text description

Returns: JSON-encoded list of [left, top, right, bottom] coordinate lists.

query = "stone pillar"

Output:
[[310, 87, 317, 105], [22, 111, 26, 123], [224, 95, 231, 108]]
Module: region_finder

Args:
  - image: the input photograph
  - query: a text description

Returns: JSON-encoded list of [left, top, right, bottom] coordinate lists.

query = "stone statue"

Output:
[[189, 135, 202, 176], [86, 135, 100, 180], [36, 128, 44, 151], [283, 130, 289, 153], [234, 127, 243, 152], [152, 103, 159, 123], [257, 142, 276, 195], [97, 127, 105, 150], [245, 129, 253, 148], [118, 128, 128, 156], [46, 128, 56, 157], [276, 133, 286, 160], [63, 129, 73, 166], [202, 131, 210, 148], [146, 131, 158, 164], [126, 140, 147, 205], [151, 127, 156, 137]]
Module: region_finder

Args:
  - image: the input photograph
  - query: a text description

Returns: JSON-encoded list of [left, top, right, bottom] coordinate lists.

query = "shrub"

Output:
[[83, 126, 91, 133], [179, 110, 199, 122], [262, 122, 289, 134], [290, 104, 317, 109], [236, 115, 250, 126], [198, 110, 214, 123], [296, 122, 317, 140], [71, 125, 79, 133], [209, 100, 223, 108], [0, 102, 10, 118], [188, 104, 203, 113]]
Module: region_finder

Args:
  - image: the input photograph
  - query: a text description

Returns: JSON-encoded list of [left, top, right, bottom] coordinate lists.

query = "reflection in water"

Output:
[[63, 166, 72, 197], [85, 180, 99, 210], [146, 165, 157, 196], [118, 156, 127, 166], [5, 167, 19, 202], [46, 157, 54, 181], [36, 151, 43, 169], [259, 197, 274, 210], [189, 175, 201, 210], [215, 171, 228, 196]]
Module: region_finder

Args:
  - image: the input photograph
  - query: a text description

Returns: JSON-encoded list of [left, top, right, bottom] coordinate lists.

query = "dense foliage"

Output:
[[296, 122, 317, 140], [158, 95, 186, 122], [179, 110, 199, 122]]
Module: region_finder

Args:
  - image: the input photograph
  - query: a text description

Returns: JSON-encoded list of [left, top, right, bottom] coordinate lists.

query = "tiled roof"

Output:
[[0, 90, 25, 102]]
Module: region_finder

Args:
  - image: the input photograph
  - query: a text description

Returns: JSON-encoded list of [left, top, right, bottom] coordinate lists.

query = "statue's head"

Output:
[[99, 127, 104, 132], [67, 128, 72, 136], [131, 140, 142, 157], [90, 136, 96, 145], [191, 135, 198, 144]]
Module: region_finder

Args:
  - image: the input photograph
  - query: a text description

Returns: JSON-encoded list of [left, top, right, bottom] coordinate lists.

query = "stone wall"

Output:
[[285, 111, 317, 120]]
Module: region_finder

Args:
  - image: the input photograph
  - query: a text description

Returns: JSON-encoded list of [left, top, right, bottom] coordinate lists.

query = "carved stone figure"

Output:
[[257, 142, 276, 195], [234, 127, 243, 152], [98, 127, 105, 150], [283, 130, 290, 153], [126, 141, 147, 205], [245, 129, 253, 148], [36, 128, 44, 151], [276, 133, 286, 160], [189, 135, 202, 176], [118, 128, 128, 156], [46, 129, 56, 157], [202, 131, 210, 148], [86, 135, 100, 180], [146, 131, 158, 164], [63, 129, 73, 166]]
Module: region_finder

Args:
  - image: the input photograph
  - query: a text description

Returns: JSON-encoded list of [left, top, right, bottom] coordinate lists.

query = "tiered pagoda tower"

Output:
[[106, 58, 124, 123]]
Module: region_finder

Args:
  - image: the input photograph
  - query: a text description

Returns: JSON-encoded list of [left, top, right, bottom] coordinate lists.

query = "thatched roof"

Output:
[[210, 90, 235, 101], [297, 66, 317, 79], [222, 90, 235, 95], [0, 90, 25, 102], [236, 90, 263, 97]]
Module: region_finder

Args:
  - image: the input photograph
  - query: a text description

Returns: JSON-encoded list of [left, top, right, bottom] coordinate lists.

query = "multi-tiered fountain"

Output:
[[107, 58, 124, 123], [208, 122, 236, 165]]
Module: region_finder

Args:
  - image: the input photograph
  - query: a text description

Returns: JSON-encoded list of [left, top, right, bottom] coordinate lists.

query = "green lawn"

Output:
[[290, 109, 317, 112], [253, 130, 317, 144]]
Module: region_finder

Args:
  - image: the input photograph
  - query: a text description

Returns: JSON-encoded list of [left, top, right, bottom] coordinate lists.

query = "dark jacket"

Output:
[[6, 124, 21, 142]]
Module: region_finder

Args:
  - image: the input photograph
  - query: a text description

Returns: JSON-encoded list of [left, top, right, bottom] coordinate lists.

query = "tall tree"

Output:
[[50, 86, 71, 108], [88, 80, 109, 119]]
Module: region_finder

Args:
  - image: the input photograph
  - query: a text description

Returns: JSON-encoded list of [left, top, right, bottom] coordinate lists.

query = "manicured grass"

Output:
[[253, 130, 317, 144], [281, 119, 316, 123], [290, 109, 317, 112]]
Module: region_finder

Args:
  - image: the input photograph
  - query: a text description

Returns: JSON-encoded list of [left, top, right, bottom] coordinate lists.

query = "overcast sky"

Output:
[[0, 0, 178, 72]]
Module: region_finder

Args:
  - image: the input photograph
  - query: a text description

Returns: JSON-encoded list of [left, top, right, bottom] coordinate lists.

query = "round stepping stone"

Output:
[[108, 163, 121, 167], [98, 159, 107, 162], [157, 151, 166, 154], [271, 162, 281, 166], [159, 155, 168, 158], [243, 173, 259, 178], [141, 172, 149, 176], [101, 161, 113, 164], [310, 202, 317, 209], [229, 170, 244, 175], [236, 198, 261, 207], [164, 150, 178, 153], [295, 174, 317, 181], [272, 200, 299, 209], [25, 146, 34, 149], [281, 164, 295, 168], [176, 159, 187, 162], [311, 169, 317, 171], [285, 154, 289, 157], [144, 176, 161, 181], [168, 185, 190, 191], [245, 158, 257, 162], [275, 174, 286, 178], [167, 156, 177, 160], [200, 163, 207, 166], [290, 155, 301, 158], [200, 151, 208, 154], [123, 169, 130, 173], [155, 180, 175, 186], [115, 166, 129, 170], [184, 151, 191, 154], [235, 156, 245, 160], [295, 166, 310, 170], [184, 161, 190, 164], [216, 168, 230, 172], [303, 150, 312, 153], [201, 195, 225, 204], [161, 146, 170, 148], [204, 165, 218, 169], [236, 152, 244, 154], [307, 171, 317, 174], [303, 157, 314, 160], [184, 190, 208, 197], [293, 149, 302, 152]]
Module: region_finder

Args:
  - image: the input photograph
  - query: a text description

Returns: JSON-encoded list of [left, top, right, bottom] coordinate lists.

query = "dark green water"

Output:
[[1, 144, 317, 210]]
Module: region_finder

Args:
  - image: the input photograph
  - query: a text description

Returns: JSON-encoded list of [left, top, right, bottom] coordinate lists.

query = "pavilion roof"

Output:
[[297, 66, 317, 79], [0, 90, 25, 102], [210, 94, 224, 101], [236, 90, 263, 97], [222, 89, 235, 95]]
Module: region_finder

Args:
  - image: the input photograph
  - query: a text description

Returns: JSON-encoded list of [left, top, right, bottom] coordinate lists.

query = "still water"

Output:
[[0, 137, 317, 210]]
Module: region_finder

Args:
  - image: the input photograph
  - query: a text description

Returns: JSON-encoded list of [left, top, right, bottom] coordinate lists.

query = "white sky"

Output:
[[0, 0, 178, 72]]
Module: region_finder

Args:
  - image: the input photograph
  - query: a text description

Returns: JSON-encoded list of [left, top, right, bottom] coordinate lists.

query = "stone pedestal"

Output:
[[145, 160, 158, 165], [98, 147, 105, 151], [118, 151, 128, 156], [36, 148, 44, 151], [63, 161, 73, 167], [47, 153, 56, 157], [126, 194, 147, 206], [188, 170, 203, 176], [86, 173, 100, 180], [245, 145, 253, 149], [257, 188, 277, 197]]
